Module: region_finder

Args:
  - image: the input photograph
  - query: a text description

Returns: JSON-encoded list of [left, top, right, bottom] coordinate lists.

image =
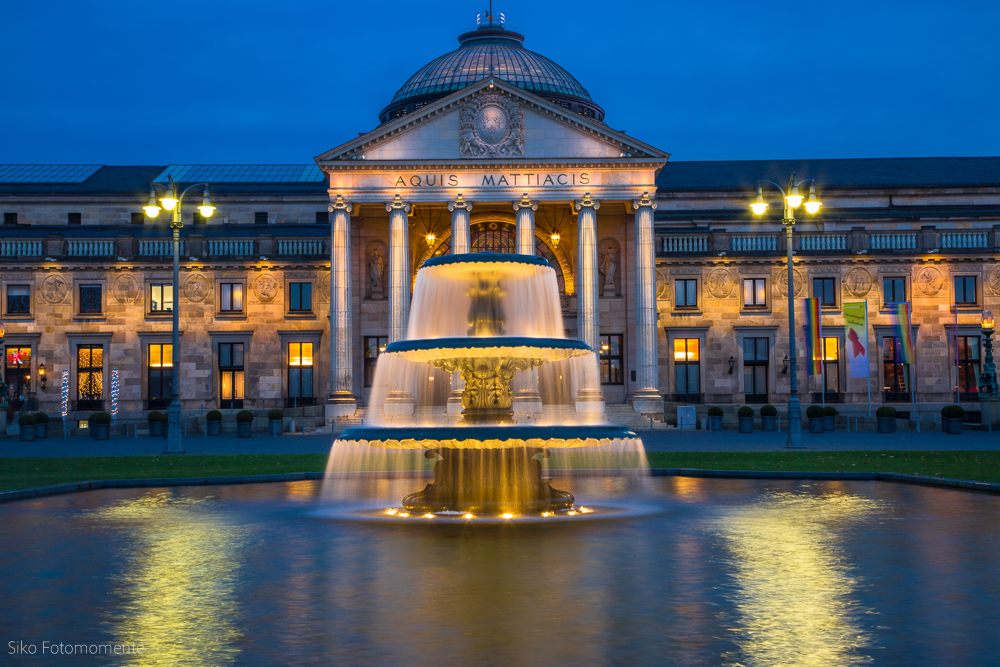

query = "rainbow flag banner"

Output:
[[803, 297, 822, 375], [843, 302, 869, 378], [891, 302, 916, 364]]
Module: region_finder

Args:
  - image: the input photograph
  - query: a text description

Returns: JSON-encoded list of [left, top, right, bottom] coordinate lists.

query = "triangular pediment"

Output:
[[315, 79, 668, 167]]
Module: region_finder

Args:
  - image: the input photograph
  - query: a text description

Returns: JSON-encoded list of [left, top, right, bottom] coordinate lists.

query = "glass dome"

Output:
[[379, 17, 604, 124]]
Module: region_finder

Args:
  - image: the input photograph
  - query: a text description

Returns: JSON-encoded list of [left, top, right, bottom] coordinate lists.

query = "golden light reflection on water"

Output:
[[93, 491, 248, 666], [712, 489, 884, 667]]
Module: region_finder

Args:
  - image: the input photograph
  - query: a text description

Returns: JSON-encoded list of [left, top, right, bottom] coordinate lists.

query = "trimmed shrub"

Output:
[[33, 412, 50, 424], [148, 411, 164, 422], [18, 414, 36, 426], [760, 404, 778, 417], [823, 406, 838, 416], [236, 410, 254, 423], [206, 410, 223, 421], [876, 406, 897, 418], [707, 406, 724, 417], [268, 408, 284, 421], [737, 406, 754, 418], [90, 412, 112, 425], [941, 404, 965, 419], [805, 405, 824, 419]]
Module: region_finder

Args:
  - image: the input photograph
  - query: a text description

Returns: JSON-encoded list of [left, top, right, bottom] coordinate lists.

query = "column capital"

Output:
[[386, 194, 411, 214], [573, 192, 600, 212], [513, 192, 538, 212], [328, 194, 353, 214], [447, 193, 473, 212], [632, 191, 658, 211]]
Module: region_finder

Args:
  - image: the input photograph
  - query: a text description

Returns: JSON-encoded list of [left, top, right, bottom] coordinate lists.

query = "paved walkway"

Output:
[[1, 426, 998, 458]]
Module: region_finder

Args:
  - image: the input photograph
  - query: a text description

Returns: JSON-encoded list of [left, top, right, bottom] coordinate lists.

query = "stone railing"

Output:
[[869, 233, 917, 250], [660, 234, 710, 253], [207, 239, 256, 257], [730, 234, 777, 252], [0, 240, 43, 258], [940, 231, 989, 249], [138, 240, 186, 257], [276, 239, 326, 256], [799, 233, 848, 252], [65, 240, 114, 257]]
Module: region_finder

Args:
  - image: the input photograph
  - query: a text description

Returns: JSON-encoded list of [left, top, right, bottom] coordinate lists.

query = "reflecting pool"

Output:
[[2, 478, 999, 666]]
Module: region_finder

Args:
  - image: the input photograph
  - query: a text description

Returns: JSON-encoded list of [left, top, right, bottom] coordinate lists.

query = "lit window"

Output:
[[220, 283, 244, 313], [147, 343, 172, 408], [956, 336, 981, 400], [364, 336, 387, 388], [882, 337, 910, 401], [599, 334, 623, 385], [150, 284, 173, 312], [673, 338, 700, 401], [219, 342, 245, 409], [743, 278, 766, 308], [77, 344, 103, 410], [288, 342, 314, 405]]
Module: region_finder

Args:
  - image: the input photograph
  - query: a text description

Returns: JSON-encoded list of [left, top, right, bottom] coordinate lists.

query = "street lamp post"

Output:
[[144, 177, 215, 453], [751, 173, 822, 448]]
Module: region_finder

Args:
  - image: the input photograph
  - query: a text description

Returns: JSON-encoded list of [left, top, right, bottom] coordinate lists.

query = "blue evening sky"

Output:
[[2, 0, 997, 164]]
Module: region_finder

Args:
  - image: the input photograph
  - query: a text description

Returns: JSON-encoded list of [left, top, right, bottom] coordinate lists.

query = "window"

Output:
[[743, 337, 769, 403], [5, 346, 32, 410], [288, 283, 312, 312], [673, 338, 700, 402], [884, 277, 906, 305], [149, 284, 173, 313], [287, 342, 314, 406], [147, 343, 173, 409], [220, 283, 244, 313], [955, 276, 977, 305], [743, 278, 766, 308], [882, 337, 911, 401], [7, 285, 30, 314], [956, 336, 980, 400], [599, 334, 623, 385], [814, 277, 836, 307], [254, 211, 268, 225], [821, 337, 840, 395], [674, 280, 697, 309], [77, 344, 103, 410], [131, 212, 145, 225], [364, 336, 386, 388], [68, 212, 81, 225], [219, 342, 245, 409], [316, 211, 329, 224], [79, 285, 102, 314], [193, 209, 207, 225], [3, 213, 16, 225]]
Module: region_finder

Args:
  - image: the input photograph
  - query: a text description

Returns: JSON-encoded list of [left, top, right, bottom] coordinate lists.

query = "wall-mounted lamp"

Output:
[[728, 356, 735, 374], [782, 355, 790, 374], [39, 361, 46, 390]]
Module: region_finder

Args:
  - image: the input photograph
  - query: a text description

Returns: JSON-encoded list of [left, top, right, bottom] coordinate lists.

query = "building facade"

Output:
[[1, 15, 998, 429]]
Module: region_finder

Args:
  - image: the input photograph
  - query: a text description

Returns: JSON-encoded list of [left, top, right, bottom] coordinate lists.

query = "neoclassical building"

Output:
[[1, 13, 998, 430]]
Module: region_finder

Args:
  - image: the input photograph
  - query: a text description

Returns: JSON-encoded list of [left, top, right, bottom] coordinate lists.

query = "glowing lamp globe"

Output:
[[982, 310, 994, 331], [750, 185, 767, 215], [785, 185, 803, 208], [804, 185, 822, 214], [143, 190, 161, 218], [198, 188, 215, 218]]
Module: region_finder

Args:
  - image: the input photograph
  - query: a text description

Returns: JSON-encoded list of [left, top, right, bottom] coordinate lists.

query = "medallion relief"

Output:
[[459, 93, 524, 158], [775, 268, 804, 297], [915, 266, 944, 296], [183, 275, 209, 303], [989, 266, 1000, 296], [656, 269, 667, 300], [707, 269, 735, 298], [319, 272, 331, 303], [844, 267, 873, 297], [112, 274, 140, 304], [40, 274, 69, 304], [253, 274, 278, 303]]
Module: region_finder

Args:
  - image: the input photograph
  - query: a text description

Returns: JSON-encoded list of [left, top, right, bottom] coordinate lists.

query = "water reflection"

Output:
[[712, 487, 884, 667]]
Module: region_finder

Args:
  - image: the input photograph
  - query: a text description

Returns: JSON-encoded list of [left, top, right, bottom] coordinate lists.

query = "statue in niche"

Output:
[[369, 248, 384, 298], [600, 246, 617, 293]]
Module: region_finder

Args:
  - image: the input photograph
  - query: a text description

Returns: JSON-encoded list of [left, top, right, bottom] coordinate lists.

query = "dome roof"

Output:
[[379, 19, 604, 124]]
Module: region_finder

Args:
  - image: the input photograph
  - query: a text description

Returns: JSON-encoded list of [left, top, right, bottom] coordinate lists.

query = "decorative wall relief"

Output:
[[656, 269, 668, 300], [988, 266, 1000, 295], [365, 240, 388, 299], [707, 268, 735, 298], [112, 274, 140, 304], [775, 268, 804, 297], [844, 267, 873, 297], [915, 266, 944, 296], [319, 272, 331, 303], [183, 275, 209, 303], [40, 274, 69, 304], [253, 274, 278, 303], [459, 93, 525, 158], [597, 237, 620, 297]]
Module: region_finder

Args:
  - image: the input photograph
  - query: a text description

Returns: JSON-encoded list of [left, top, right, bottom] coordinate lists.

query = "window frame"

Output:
[[598, 333, 624, 385], [285, 280, 315, 317], [812, 276, 838, 309], [673, 279, 698, 310], [148, 282, 174, 315], [3, 283, 32, 318], [3, 213, 17, 226], [146, 342, 173, 409], [882, 276, 908, 310], [76, 343, 105, 410], [286, 341, 315, 406], [76, 283, 104, 317], [364, 336, 387, 388], [955, 334, 981, 401], [68, 212, 82, 225], [952, 274, 980, 309], [742, 277, 768, 310], [216, 279, 248, 318], [875, 324, 919, 403], [218, 341, 246, 409], [669, 275, 702, 314], [254, 211, 269, 225], [672, 337, 702, 403]]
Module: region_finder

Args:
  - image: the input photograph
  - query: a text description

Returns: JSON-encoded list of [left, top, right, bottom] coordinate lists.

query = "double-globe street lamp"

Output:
[[750, 174, 822, 448], [143, 177, 215, 452]]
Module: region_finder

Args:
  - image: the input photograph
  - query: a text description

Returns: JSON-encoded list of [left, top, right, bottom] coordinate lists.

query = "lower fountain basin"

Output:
[[335, 424, 638, 450], [384, 336, 592, 363]]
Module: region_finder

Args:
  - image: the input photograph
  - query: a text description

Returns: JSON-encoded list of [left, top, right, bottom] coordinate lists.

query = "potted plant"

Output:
[[236, 410, 254, 438], [941, 404, 964, 434], [90, 411, 111, 440], [707, 406, 723, 431], [806, 405, 825, 433], [18, 413, 36, 442], [823, 406, 837, 431], [876, 405, 897, 433], [760, 404, 778, 431], [34, 412, 49, 439], [268, 408, 284, 435], [206, 410, 222, 436], [737, 406, 754, 433], [148, 411, 164, 437]]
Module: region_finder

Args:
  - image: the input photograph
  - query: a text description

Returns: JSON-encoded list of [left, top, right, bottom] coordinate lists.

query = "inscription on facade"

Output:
[[393, 172, 591, 188]]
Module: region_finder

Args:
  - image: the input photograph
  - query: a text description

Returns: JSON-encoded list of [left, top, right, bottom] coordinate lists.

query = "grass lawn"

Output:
[[1, 451, 998, 493]]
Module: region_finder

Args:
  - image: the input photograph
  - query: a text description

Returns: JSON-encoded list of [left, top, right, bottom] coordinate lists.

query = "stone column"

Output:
[[386, 195, 411, 343], [574, 193, 604, 415], [326, 194, 356, 419], [514, 193, 537, 255], [632, 192, 664, 415], [448, 194, 472, 254]]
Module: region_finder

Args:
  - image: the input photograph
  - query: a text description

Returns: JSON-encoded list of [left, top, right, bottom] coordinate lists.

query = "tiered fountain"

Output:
[[329, 252, 642, 518]]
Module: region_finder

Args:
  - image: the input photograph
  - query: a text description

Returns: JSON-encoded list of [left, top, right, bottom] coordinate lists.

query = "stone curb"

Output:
[[1, 468, 998, 504]]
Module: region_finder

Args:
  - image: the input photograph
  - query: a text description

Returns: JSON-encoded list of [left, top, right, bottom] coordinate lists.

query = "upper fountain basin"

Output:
[[420, 252, 554, 270], [385, 336, 592, 364]]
